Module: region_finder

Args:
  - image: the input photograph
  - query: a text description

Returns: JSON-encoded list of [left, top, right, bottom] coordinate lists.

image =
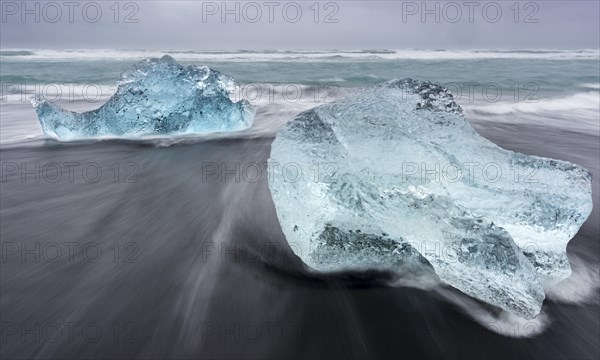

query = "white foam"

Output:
[[580, 83, 600, 90], [545, 255, 600, 305], [434, 286, 550, 338], [464, 92, 600, 134], [466, 92, 599, 115]]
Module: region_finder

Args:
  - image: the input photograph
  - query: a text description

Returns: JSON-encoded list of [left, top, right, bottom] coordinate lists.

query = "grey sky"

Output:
[[1, 1, 598, 49]]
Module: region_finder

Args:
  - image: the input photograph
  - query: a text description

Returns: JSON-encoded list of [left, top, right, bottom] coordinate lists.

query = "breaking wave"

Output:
[[2, 49, 599, 62]]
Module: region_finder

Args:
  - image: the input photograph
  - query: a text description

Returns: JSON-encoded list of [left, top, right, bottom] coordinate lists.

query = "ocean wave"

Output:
[[3, 84, 598, 146], [0, 83, 354, 147], [466, 92, 599, 115], [0, 50, 36, 56], [580, 82, 600, 90], [2, 49, 599, 62], [464, 92, 600, 134]]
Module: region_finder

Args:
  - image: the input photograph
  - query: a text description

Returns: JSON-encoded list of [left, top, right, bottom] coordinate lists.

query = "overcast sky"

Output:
[[1, 1, 598, 49]]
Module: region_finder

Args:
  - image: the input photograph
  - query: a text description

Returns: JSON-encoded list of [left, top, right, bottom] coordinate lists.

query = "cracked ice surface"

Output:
[[268, 79, 593, 318], [32, 55, 255, 140]]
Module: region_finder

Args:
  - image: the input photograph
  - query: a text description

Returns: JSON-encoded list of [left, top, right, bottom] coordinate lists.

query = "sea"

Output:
[[1, 49, 599, 359]]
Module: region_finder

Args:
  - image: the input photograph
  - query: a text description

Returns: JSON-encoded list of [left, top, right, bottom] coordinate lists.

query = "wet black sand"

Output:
[[1, 122, 598, 359]]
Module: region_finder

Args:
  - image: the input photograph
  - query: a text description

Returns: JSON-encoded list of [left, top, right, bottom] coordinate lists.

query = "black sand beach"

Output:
[[1, 121, 598, 359]]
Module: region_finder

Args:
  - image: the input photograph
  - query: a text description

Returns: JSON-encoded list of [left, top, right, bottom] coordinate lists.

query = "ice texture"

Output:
[[268, 79, 593, 318], [32, 55, 254, 140]]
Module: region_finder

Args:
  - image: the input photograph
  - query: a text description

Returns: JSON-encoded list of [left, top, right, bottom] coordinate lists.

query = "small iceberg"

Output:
[[268, 79, 593, 318], [32, 55, 255, 140]]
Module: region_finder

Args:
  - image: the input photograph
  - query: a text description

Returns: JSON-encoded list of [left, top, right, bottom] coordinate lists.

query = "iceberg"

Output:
[[32, 55, 254, 140], [268, 79, 593, 318]]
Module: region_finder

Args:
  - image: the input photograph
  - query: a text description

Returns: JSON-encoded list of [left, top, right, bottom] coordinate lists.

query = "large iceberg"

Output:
[[32, 55, 254, 140], [268, 79, 593, 318]]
